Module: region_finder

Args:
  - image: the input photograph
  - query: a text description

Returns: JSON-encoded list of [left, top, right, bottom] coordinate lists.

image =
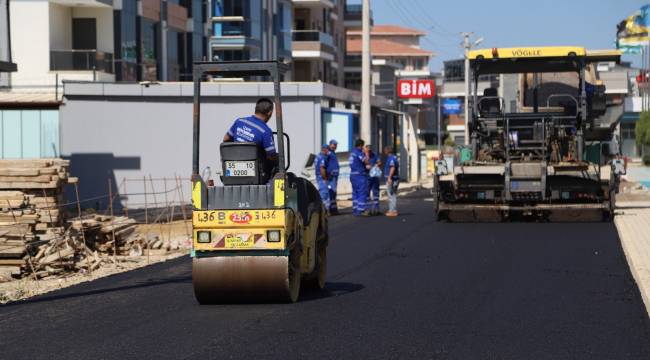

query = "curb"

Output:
[[614, 210, 650, 318]]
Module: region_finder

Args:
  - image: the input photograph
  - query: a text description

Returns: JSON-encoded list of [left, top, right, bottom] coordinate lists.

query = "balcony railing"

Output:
[[213, 21, 247, 37], [292, 30, 334, 47], [50, 50, 114, 74]]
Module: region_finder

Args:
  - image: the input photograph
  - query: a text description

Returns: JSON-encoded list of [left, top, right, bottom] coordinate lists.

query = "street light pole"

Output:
[[361, 0, 372, 142], [462, 32, 471, 146]]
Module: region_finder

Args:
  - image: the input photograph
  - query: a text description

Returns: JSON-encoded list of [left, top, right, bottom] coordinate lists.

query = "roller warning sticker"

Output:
[[193, 209, 285, 228]]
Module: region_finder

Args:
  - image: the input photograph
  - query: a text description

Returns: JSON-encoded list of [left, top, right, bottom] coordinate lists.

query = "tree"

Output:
[[636, 111, 650, 147]]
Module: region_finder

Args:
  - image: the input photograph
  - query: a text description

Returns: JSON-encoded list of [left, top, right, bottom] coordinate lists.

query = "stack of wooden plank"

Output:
[[69, 215, 143, 256], [0, 159, 72, 280]]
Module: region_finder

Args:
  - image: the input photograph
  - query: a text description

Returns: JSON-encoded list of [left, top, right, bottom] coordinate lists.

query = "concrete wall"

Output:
[[50, 3, 72, 50], [60, 85, 324, 208], [10, 0, 50, 88]]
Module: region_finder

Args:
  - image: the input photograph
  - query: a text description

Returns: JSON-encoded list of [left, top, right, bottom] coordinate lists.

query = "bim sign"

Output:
[[398, 79, 435, 98]]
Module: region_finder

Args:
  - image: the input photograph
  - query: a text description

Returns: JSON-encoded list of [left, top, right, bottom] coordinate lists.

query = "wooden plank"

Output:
[[0, 169, 40, 176], [0, 259, 25, 266], [0, 181, 60, 189], [0, 159, 54, 168], [0, 245, 26, 258], [0, 190, 25, 198], [0, 175, 53, 183], [0, 199, 26, 208]]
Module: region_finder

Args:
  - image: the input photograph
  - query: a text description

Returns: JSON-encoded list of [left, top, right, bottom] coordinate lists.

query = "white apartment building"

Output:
[[9, 0, 116, 92]]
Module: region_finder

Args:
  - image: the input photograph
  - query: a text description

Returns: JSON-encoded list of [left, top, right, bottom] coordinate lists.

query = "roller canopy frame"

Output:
[[191, 61, 290, 179]]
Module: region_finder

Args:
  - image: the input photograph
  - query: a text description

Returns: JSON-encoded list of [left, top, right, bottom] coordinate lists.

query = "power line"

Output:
[[384, 0, 458, 57], [412, 0, 457, 37]]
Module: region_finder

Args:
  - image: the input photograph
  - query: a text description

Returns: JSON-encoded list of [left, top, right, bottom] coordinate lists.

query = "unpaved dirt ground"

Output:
[[0, 220, 192, 304]]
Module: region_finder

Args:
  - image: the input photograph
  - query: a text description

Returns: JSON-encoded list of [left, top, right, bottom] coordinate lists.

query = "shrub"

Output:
[[643, 155, 650, 166], [444, 136, 456, 148], [636, 111, 650, 147]]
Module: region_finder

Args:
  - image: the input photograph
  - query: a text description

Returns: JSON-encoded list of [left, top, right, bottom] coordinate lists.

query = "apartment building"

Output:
[[210, 0, 292, 66], [344, 25, 432, 96], [7, 0, 208, 91], [0, 0, 15, 75], [210, 0, 344, 85]]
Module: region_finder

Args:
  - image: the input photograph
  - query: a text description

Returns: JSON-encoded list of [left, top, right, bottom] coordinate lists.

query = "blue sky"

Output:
[[350, 0, 649, 71]]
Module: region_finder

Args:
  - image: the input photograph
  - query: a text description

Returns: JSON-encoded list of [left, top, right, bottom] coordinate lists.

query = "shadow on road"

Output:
[[2, 275, 192, 308], [299, 282, 365, 302]]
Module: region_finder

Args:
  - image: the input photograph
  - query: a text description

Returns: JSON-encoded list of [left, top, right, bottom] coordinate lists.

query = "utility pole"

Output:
[[360, 0, 372, 142], [437, 89, 442, 150], [462, 32, 472, 145]]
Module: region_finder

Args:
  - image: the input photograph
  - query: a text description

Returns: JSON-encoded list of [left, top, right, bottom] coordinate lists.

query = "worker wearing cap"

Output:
[[349, 139, 370, 216], [365, 144, 381, 215], [314, 144, 330, 211], [223, 98, 278, 173], [326, 139, 340, 215]]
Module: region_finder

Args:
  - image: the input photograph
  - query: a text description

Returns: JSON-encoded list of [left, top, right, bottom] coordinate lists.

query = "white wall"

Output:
[[72, 7, 113, 53], [49, 3, 71, 50], [10, 0, 51, 89], [9, 0, 115, 91]]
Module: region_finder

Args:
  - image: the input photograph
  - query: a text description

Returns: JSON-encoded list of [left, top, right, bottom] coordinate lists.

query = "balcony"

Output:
[[51, 0, 113, 7], [344, 3, 372, 27], [50, 50, 114, 74], [292, 0, 335, 8], [292, 30, 334, 47], [210, 19, 260, 50], [291, 30, 335, 61]]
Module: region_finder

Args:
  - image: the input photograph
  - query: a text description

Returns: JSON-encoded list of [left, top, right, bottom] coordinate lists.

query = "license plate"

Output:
[[225, 161, 256, 177], [224, 234, 254, 249]]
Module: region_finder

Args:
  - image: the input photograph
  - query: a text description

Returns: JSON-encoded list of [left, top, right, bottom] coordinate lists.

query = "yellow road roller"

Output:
[[190, 61, 328, 303]]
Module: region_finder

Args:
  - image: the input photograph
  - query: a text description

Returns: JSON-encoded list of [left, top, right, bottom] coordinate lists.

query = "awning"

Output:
[[0, 61, 17, 72], [621, 112, 640, 123]]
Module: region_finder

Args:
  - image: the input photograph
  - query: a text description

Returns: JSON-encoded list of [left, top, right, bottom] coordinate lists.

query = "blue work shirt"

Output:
[[384, 154, 399, 181], [226, 115, 276, 156], [326, 150, 339, 177], [368, 152, 378, 167], [349, 148, 367, 175], [314, 153, 328, 181]]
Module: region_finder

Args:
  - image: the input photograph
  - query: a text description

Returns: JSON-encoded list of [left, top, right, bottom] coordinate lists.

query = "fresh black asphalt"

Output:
[[1, 191, 649, 359]]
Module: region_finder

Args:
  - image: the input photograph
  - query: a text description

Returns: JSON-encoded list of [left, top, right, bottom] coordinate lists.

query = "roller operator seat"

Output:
[[220, 142, 272, 185]]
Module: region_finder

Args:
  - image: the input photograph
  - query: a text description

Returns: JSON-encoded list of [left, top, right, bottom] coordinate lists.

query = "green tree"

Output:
[[636, 111, 650, 147]]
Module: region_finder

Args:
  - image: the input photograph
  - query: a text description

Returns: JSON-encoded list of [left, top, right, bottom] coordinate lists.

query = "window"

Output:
[[117, 3, 137, 81], [621, 122, 636, 140], [141, 19, 158, 81], [223, 0, 243, 16], [214, 50, 250, 61]]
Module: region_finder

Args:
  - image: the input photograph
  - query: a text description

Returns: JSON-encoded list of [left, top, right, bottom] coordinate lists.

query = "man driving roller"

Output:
[[223, 98, 278, 171]]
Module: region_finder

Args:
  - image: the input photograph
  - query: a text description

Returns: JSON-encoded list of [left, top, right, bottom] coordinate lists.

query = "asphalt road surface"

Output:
[[2, 191, 650, 359]]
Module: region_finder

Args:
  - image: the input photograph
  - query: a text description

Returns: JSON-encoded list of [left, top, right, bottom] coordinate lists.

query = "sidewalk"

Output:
[[614, 181, 650, 317]]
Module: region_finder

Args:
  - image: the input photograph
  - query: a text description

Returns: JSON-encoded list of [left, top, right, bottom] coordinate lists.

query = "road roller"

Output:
[[190, 61, 328, 303]]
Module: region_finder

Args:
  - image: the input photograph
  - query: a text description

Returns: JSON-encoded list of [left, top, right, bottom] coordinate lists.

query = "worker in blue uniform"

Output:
[[366, 144, 382, 215], [314, 144, 330, 211], [349, 139, 370, 216], [223, 98, 278, 174], [326, 139, 340, 215], [383, 145, 400, 217]]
